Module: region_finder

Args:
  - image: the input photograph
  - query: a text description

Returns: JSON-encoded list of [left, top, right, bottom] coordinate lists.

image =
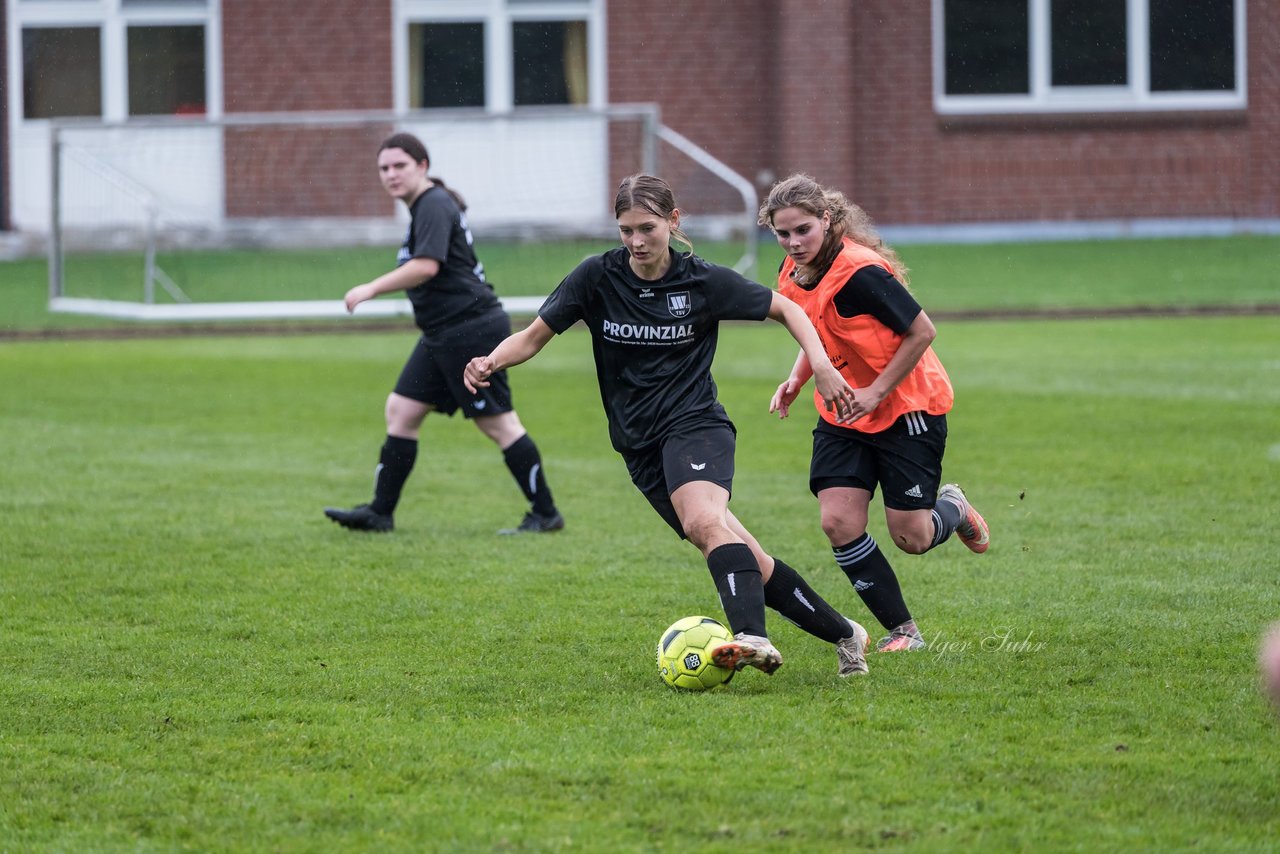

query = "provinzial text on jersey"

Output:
[[602, 320, 696, 343]]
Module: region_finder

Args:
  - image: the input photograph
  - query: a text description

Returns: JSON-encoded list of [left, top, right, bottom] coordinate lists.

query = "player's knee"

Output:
[[820, 512, 863, 546], [891, 529, 930, 555], [480, 412, 525, 447], [682, 516, 727, 551], [385, 394, 427, 432], [890, 522, 931, 555]]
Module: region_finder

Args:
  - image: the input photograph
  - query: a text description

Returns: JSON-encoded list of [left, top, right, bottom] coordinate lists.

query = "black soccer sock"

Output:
[[369, 435, 417, 516], [502, 433, 557, 516], [706, 543, 767, 638], [833, 533, 912, 631], [764, 559, 853, 644], [926, 495, 965, 551]]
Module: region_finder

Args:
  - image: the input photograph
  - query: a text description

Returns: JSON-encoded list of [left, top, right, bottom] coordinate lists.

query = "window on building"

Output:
[[400, 1, 598, 112], [17, 1, 215, 122], [1149, 0, 1235, 91], [1050, 0, 1127, 87], [512, 20, 588, 106], [943, 0, 1027, 95], [409, 22, 486, 109], [22, 27, 103, 119], [127, 25, 207, 116], [935, 0, 1244, 113]]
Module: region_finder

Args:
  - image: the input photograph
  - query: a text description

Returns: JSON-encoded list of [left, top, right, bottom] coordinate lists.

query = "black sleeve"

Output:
[[702, 263, 774, 322], [539, 256, 602, 334], [410, 192, 453, 263], [831, 265, 922, 334]]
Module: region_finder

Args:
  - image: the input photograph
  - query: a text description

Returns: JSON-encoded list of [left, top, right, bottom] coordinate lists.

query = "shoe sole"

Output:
[[939, 484, 989, 554], [960, 506, 989, 554], [324, 509, 393, 532], [876, 636, 927, 652], [712, 641, 782, 675], [497, 523, 565, 535], [838, 621, 870, 677]]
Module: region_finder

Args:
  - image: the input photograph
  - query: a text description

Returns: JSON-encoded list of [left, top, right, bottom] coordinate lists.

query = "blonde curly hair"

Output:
[[758, 173, 908, 288]]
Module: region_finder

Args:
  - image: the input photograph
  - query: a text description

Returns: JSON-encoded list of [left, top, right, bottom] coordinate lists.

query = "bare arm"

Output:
[[766, 291, 855, 422], [769, 348, 813, 420], [343, 257, 441, 313], [463, 316, 557, 393]]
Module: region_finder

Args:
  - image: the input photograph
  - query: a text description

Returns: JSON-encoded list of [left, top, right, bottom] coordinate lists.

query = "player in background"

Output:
[[465, 174, 872, 678], [759, 173, 990, 653], [324, 132, 564, 535]]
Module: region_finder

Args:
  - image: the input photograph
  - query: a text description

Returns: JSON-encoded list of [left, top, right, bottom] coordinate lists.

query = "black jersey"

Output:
[[539, 246, 774, 452], [399, 185, 504, 339]]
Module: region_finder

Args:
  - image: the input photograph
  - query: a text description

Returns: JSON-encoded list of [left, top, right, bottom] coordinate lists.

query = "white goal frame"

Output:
[[46, 106, 758, 322]]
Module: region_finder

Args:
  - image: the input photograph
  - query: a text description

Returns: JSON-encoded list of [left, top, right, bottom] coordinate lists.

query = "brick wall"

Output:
[[608, 0, 1278, 227], [607, 1, 775, 218], [207, 0, 1276, 227], [1247, 0, 1279, 218], [0, 0, 8, 230], [222, 0, 391, 112], [221, 0, 393, 217]]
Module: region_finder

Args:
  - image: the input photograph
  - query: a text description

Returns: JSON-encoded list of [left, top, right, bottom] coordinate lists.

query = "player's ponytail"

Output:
[[426, 176, 467, 212]]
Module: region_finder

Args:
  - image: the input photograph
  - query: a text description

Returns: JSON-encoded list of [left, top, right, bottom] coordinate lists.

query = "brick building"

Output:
[[3, 0, 1274, 243]]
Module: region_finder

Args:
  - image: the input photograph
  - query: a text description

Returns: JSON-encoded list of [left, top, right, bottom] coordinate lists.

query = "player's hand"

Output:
[[463, 356, 495, 393], [812, 365, 858, 424], [343, 283, 378, 313], [842, 385, 886, 424], [769, 377, 805, 420]]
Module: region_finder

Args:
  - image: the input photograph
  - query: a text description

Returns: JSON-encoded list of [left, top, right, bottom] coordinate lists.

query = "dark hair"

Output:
[[758, 173, 909, 287], [378, 132, 468, 211], [613, 174, 693, 256]]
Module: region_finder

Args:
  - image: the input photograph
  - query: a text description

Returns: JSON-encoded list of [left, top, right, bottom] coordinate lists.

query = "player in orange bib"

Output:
[[759, 174, 990, 653]]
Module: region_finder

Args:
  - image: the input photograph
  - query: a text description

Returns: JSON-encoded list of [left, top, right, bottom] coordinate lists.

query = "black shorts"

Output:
[[393, 311, 514, 418], [809, 412, 947, 511], [622, 423, 737, 539]]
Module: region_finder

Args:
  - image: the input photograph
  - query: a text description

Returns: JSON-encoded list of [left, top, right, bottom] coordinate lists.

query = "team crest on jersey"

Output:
[[667, 291, 692, 318]]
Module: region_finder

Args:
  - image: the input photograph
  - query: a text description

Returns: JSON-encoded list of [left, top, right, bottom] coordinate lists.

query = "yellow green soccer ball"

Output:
[[656, 615, 735, 691]]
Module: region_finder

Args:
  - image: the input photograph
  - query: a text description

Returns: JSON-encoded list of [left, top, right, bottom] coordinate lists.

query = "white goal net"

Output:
[[46, 106, 758, 321]]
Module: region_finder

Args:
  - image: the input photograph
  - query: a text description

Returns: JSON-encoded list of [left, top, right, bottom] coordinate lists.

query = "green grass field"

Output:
[[2, 238, 1279, 850]]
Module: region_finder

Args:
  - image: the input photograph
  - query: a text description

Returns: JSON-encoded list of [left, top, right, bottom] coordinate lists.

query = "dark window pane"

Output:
[[1149, 0, 1234, 91], [128, 25, 206, 116], [943, 0, 1029, 95], [22, 27, 102, 119], [513, 20, 588, 106], [1051, 0, 1127, 86], [410, 22, 485, 108]]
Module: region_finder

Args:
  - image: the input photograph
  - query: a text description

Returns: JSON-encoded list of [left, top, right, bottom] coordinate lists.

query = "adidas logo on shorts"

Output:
[[905, 484, 923, 498]]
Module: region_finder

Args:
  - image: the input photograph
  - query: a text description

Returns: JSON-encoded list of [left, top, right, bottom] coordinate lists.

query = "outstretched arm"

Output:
[[766, 291, 855, 422], [463, 316, 557, 393], [343, 257, 440, 313], [769, 348, 814, 420]]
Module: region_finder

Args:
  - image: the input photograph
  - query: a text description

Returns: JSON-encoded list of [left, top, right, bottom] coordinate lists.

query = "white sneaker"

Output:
[[712, 632, 783, 675], [836, 619, 870, 677]]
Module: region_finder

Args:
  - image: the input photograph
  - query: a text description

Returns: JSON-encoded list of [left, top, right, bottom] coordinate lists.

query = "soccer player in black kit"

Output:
[[465, 174, 872, 678], [324, 133, 563, 535]]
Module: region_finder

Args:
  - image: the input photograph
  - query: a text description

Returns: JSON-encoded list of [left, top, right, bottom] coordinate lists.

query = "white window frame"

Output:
[[7, 0, 223, 123], [393, 0, 606, 113], [932, 0, 1246, 115]]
